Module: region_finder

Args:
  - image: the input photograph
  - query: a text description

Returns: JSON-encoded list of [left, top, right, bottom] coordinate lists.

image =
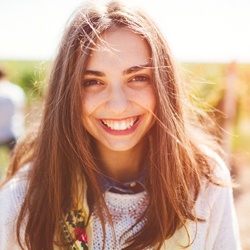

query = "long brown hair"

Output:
[[2, 1, 221, 249]]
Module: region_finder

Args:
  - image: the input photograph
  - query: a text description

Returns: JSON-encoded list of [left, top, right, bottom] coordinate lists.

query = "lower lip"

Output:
[[99, 116, 142, 136]]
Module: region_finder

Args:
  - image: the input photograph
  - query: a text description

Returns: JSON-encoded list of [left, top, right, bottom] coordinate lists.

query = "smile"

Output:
[[101, 116, 139, 131]]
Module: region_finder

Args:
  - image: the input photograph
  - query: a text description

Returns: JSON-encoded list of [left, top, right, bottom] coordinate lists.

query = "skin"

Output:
[[81, 28, 156, 182]]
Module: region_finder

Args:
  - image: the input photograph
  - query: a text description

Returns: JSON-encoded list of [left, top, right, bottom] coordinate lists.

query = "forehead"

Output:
[[86, 28, 151, 70]]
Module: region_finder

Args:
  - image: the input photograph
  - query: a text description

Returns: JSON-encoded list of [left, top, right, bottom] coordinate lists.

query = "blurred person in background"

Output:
[[0, 66, 26, 151]]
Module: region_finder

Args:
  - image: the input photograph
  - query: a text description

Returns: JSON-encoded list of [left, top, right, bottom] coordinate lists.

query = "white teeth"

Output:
[[129, 118, 134, 127], [102, 117, 138, 131], [120, 121, 127, 130], [114, 122, 120, 130]]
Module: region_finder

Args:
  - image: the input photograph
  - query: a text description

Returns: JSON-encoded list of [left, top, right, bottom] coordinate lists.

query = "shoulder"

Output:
[[0, 164, 30, 248], [201, 145, 231, 183], [0, 164, 30, 235], [195, 146, 233, 215], [192, 149, 241, 249], [0, 163, 30, 214], [1, 163, 30, 190]]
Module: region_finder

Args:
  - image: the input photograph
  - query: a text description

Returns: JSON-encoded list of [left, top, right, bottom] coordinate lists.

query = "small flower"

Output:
[[63, 209, 88, 249], [81, 232, 88, 244], [75, 227, 88, 243]]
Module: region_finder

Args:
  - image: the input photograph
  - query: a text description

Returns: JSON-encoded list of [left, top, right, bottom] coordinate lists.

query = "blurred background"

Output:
[[0, 0, 250, 248]]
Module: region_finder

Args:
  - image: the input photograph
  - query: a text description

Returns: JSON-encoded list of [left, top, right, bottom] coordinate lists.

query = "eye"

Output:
[[82, 79, 104, 88], [129, 75, 151, 84], [128, 75, 151, 88]]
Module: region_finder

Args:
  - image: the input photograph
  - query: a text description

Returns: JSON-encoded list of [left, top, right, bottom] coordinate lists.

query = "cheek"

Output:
[[148, 91, 156, 111], [140, 89, 156, 112], [81, 93, 100, 116]]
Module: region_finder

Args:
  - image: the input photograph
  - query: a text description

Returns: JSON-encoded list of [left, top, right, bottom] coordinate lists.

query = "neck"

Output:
[[96, 139, 148, 183]]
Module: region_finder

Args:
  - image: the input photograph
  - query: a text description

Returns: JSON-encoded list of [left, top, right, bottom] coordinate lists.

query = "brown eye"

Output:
[[82, 79, 103, 87], [129, 75, 150, 83]]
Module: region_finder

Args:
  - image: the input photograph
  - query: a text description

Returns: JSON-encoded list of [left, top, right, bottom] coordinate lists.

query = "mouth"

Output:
[[101, 116, 140, 131]]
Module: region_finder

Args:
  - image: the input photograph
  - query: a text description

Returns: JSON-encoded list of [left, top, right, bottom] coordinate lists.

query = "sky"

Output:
[[0, 0, 250, 63]]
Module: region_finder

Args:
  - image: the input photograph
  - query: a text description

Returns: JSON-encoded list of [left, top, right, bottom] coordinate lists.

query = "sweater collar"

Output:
[[98, 164, 148, 194]]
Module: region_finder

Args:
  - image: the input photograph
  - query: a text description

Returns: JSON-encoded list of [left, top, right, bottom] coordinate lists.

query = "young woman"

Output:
[[0, 1, 241, 249]]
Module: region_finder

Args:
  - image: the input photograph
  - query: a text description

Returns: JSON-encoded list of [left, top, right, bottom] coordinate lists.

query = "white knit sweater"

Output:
[[0, 160, 241, 249]]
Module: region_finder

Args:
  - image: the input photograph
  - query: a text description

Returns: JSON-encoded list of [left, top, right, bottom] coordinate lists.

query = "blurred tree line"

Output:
[[183, 62, 250, 165], [183, 63, 250, 118], [0, 60, 49, 101]]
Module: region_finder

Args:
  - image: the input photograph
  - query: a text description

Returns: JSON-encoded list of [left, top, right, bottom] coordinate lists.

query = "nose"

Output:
[[105, 85, 129, 115]]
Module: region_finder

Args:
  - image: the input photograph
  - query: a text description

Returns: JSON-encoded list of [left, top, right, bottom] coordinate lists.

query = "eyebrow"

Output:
[[123, 63, 151, 75], [84, 63, 151, 77]]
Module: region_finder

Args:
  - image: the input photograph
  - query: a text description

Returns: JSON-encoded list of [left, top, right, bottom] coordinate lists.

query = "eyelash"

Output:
[[129, 75, 150, 83], [82, 79, 103, 87]]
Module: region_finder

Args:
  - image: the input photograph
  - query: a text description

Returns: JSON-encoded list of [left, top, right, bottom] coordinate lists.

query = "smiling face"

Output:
[[81, 28, 156, 154]]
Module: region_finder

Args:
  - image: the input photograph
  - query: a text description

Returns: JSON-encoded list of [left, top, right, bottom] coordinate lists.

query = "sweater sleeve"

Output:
[[0, 168, 28, 249], [209, 181, 241, 250], [193, 152, 242, 250]]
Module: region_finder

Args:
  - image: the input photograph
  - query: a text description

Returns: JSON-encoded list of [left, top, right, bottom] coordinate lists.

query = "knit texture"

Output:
[[92, 191, 149, 249], [0, 160, 241, 249]]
